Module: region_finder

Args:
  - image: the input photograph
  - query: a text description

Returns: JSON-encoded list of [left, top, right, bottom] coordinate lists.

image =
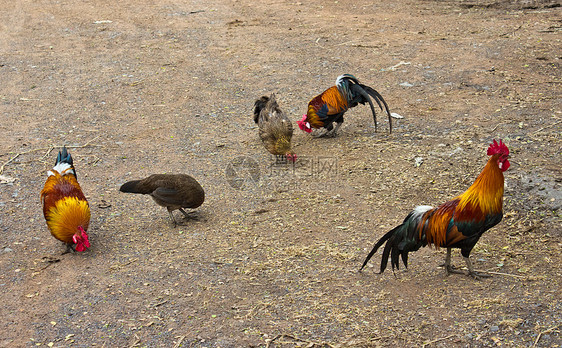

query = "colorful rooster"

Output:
[[297, 74, 392, 137], [360, 140, 510, 279], [41, 147, 91, 253]]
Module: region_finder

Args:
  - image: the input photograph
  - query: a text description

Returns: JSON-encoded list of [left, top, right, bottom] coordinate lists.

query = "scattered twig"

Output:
[[98, 200, 112, 209], [446, 267, 527, 278], [314, 37, 325, 49], [499, 24, 522, 37], [0, 137, 102, 175], [129, 334, 141, 348], [477, 270, 527, 278], [0, 153, 21, 175], [422, 335, 455, 347], [531, 120, 561, 134], [490, 122, 506, 133], [385, 61, 411, 71], [265, 335, 281, 348], [41, 145, 55, 160], [448, 266, 528, 278], [31, 257, 61, 275], [265, 334, 338, 348], [173, 336, 185, 348], [109, 258, 139, 271], [533, 324, 561, 347], [337, 40, 358, 46], [153, 300, 169, 307]]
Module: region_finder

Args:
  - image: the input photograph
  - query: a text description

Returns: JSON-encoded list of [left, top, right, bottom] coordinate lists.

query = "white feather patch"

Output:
[[52, 162, 74, 176], [413, 205, 433, 217], [335, 74, 345, 86]]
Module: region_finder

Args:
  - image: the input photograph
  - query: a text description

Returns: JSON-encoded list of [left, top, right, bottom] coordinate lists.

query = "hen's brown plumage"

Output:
[[120, 174, 205, 226], [253, 94, 296, 162]]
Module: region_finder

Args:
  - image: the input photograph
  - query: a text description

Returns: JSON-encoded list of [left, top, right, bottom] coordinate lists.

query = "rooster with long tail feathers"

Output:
[[360, 140, 510, 279], [41, 147, 91, 253], [297, 74, 392, 137]]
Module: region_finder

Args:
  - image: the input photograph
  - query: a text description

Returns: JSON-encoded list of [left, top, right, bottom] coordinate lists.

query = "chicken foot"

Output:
[[179, 208, 199, 220], [442, 248, 491, 280], [61, 243, 76, 255]]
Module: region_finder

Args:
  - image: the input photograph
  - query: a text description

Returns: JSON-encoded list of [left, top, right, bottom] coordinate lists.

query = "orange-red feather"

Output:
[[420, 154, 504, 249], [306, 86, 349, 128]]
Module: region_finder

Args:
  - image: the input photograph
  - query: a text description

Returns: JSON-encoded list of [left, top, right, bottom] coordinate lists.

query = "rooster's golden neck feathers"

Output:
[[457, 154, 505, 215]]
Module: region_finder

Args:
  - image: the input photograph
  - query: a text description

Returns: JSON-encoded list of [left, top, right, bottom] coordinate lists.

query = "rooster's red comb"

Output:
[[487, 139, 509, 156]]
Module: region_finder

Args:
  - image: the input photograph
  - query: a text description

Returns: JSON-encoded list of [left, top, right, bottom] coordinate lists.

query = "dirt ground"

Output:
[[1, 0, 561, 347]]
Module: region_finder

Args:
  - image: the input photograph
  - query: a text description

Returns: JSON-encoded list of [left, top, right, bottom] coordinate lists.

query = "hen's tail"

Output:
[[120, 180, 148, 194], [253, 95, 270, 124], [360, 206, 431, 273]]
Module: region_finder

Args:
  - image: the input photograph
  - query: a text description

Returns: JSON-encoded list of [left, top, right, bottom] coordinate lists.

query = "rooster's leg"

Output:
[[464, 257, 491, 280], [313, 128, 330, 138], [443, 248, 462, 275], [61, 244, 76, 255], [327, 122, 342, 137]]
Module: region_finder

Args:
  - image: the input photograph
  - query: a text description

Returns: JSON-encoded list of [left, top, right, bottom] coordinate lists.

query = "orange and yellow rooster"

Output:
[[41, 147, 91, 253], [298, 74, 391, 137], [360, 140, 510, 279]]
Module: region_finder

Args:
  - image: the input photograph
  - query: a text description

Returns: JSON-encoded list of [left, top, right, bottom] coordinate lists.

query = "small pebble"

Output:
[[490, 325, 499, 332]]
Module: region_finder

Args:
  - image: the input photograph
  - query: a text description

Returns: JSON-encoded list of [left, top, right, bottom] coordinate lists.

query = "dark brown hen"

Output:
[[120, 174, 205, 226]]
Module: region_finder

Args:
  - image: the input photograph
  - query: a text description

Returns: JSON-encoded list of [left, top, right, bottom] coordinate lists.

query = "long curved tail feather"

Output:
[[360, 227, 399, 272], [360, 206, 432, 273], [341, 76, 392, 133], [350, 84, 381, 132], [362, 85, 392, 134]]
